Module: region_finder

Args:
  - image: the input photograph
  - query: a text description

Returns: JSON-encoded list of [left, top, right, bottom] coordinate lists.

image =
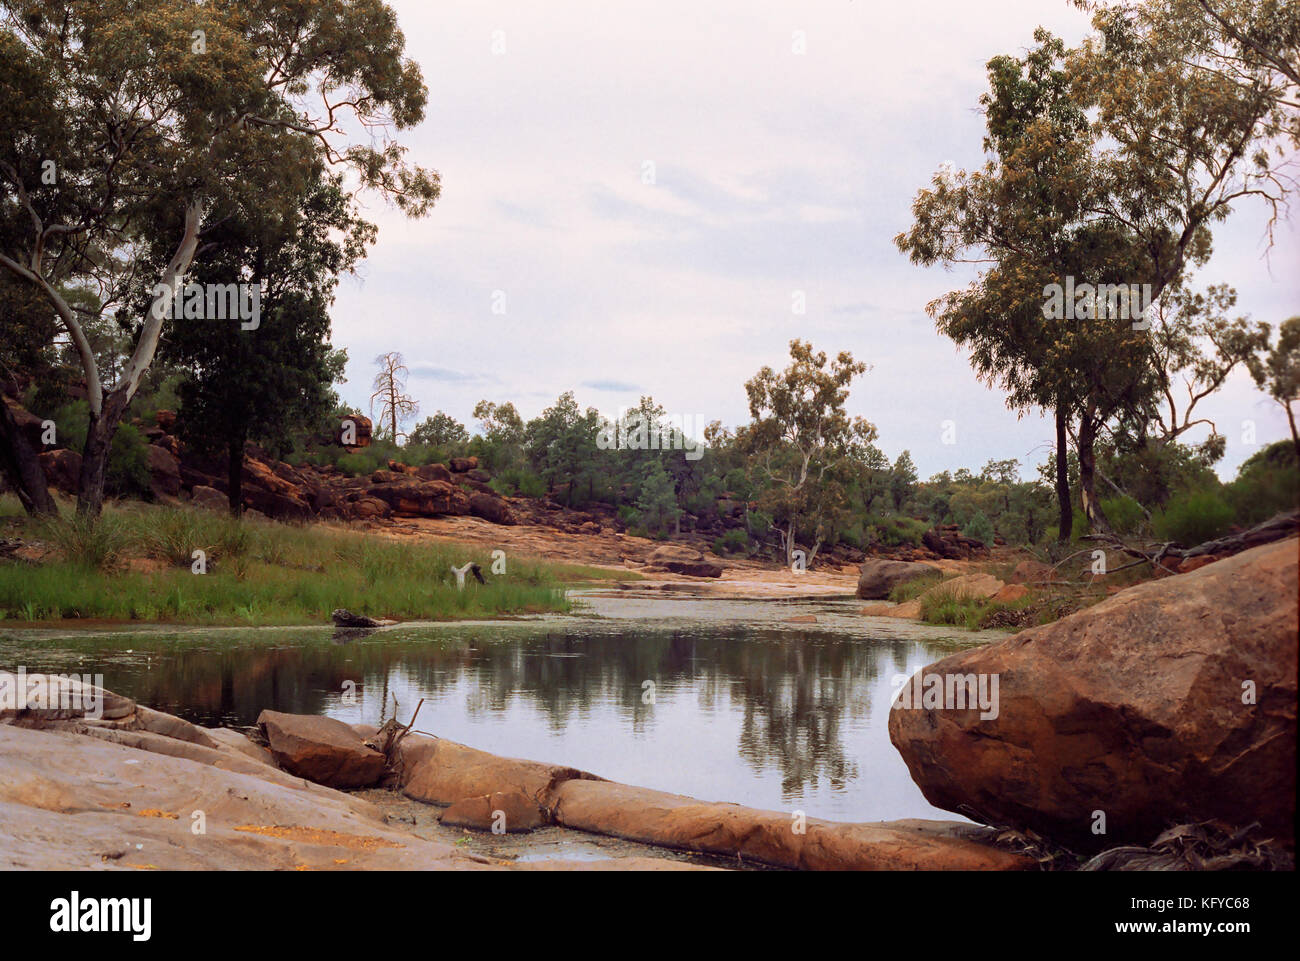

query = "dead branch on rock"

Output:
[[1081, 510, 1299, 575], [364, 694, 426, 775]]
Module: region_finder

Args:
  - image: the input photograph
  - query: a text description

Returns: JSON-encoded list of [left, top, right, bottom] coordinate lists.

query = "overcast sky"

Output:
[[328, 0, 1299, 480]]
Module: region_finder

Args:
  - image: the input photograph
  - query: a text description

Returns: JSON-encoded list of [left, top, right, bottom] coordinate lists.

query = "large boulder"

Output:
[[469, 491, 516, 526], [257, 710, 387, 789], [889, 538, 1298, 849], [856, 559, 938, 599], [37, 449, 81, 495], [147, 444, 181, 499]]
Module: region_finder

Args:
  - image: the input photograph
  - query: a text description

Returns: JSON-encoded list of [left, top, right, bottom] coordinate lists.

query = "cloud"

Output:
[[580, 379, 643, 392], [323, 0, 1300, 479]]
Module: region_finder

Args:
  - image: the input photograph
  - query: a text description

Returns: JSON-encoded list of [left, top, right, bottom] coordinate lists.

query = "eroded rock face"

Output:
[[366, 480, 470, 518], [469, 491, 516, 526], [642, 544, 724, 577], [440, 791, 547, 833], [398, 736, 601, 806], [257, 710, 387, 789], [856, 559, 937, 599], [550, 781, 1031, 871], [889, 538, 1299, 849]]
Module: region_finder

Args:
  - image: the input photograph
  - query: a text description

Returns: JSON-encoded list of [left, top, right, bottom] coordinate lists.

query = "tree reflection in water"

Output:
[[0, 621, 953, 821]]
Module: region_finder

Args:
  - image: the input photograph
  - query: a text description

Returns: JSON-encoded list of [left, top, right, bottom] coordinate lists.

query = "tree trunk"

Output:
[[1077, 413, 1112, 534], [227, 436, 245, 518], [75, 388, 131, 517], [1054, 406, 1072, 543], [1286, 401, 1299, 460], [0, 399, 56, 516]]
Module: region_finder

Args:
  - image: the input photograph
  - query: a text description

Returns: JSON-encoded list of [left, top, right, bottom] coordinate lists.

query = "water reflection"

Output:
[[0, 611, 967, 822]]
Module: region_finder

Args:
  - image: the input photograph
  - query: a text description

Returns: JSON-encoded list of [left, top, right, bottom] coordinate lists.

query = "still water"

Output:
[[0, 592, 997, 823]]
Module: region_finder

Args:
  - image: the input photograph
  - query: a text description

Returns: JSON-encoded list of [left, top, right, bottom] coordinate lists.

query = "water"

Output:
[[0, 592, 998, 823]]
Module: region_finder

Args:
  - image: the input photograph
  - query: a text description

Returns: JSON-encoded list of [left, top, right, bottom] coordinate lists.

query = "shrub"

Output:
[[106, 424, 153, 499], [1099, 494, 1146, 536], [962, 511, 995, 546], [711, 528, 750, 556], [1152, 489, 1235, 546], [39, 513, 130, 570]]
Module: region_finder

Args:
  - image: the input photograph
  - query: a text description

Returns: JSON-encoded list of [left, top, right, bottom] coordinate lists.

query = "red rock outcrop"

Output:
[[889, 538, 1298, 849]]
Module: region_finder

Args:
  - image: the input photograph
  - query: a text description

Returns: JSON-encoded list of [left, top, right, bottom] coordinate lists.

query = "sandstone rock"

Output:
[[398, 735, 602, 807], [0, 672, 134, 722], [147, 444, 181, 499], [469, 491, 516, 525], [856, 559, 938, 599], [190, 485, 228, 512], [889, 538, 1299, 849], [1009, 559, 1054, 584], [257, 710, 387, 789], [551, 781, 1030, 871], [154, 409, 177, 431], [466, 468, 492, 483], [1177, 555, 1218, 574], [440, 791, 547, 833], [37, 449, 81, 494], [4, 397, 45, 445], [991, 583, 1029, 604], [0, 723, 485, 871], [449, 456, 478, 473], [647, 544, 703, 565], [205, 727, 277, 767], [345, 495, 392, 520], [367, 480, 470, 518], [337, 413, 372, 450], [414, 463, 453, 483]]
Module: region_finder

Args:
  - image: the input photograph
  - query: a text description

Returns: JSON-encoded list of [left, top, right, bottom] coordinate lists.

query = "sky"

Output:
[[328, 0, 1300, 481]]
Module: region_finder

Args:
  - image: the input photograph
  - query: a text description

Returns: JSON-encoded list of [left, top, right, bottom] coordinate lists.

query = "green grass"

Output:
[[887, 570, 951, 603], [0, 497, 583, 625], [916, 580, 1037, 631]]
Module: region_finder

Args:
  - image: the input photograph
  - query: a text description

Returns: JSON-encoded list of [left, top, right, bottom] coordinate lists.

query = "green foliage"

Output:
[[1099, 494, 1146, 536], [489, 467, 546, 499], [409, 412, 469, 447], [1152, 489, 1235, 546], [106, 424, 153, 499], [636, 462, 681, 536], [2, 503, 582, 624], [887, 571, 948, 603], [1223, 440, 1300, 525], [869, 515, 927, 547], [711, 529, 751, 556], [962, 510, 995, 546]]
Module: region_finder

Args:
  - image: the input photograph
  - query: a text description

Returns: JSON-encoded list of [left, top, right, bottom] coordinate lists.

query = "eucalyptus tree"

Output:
[[739, 340, 877, 566], [0, 0, 439, 515]]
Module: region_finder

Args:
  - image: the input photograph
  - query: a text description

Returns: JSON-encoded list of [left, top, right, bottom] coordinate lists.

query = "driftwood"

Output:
[[1082, 509, 1299, 574], [330, 608, 397, 628], [363, 695, 426, 773]]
